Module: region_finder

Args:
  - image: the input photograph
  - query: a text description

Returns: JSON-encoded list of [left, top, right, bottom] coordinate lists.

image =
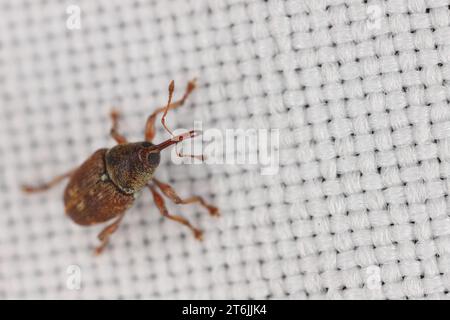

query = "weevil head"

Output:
[[105, 131, 199, 194], [140, 142, 162, 169], [105, 142, 162, 194]]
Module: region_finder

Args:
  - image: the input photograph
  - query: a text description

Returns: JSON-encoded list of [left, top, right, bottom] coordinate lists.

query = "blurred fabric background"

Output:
[[1, 0, 450, 299]]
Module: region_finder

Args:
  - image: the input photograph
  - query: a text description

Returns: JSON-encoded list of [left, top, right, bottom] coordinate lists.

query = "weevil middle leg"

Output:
[[148, 184, 203, 240], [152, 178, 219, 217]]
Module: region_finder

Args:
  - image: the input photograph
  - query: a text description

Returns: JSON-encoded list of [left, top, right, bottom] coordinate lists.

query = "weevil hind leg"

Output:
[[153, 178, 219, 217], [148, 184, 203, 240], [144, 79, 197, 142], [94, 214, 125, 255], [21, 169, 76, 194], [110, 109, 128, 144]]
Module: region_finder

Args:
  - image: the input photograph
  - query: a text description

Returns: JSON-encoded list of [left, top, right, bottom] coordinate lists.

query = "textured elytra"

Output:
[[64, 149, 135, 225]]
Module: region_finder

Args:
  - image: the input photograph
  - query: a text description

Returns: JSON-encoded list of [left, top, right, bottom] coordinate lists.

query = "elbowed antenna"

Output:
[[154, 130, 202, 151]]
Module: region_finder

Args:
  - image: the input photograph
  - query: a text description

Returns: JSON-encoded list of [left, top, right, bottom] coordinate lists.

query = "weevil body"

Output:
[[64, 142, 155, 225], [23, 80, 219, 255]]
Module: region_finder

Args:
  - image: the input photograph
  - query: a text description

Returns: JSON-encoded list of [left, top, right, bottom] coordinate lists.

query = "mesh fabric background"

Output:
[[1, 0, 450, 299]]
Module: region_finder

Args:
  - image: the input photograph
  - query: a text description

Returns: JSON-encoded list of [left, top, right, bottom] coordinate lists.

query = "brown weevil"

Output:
[[22, 80, 219, 255]]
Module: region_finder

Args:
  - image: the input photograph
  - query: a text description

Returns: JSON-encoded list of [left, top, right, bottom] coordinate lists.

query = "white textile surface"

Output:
[[1, 0, 450, 300]]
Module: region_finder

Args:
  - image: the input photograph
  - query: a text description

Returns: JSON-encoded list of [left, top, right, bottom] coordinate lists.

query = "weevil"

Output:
[[22, 80, 219, 255]]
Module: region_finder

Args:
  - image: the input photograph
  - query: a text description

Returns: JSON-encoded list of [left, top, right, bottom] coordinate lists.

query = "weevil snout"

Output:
[[139, 129, 201, 173], [153, 130, 201, 151]]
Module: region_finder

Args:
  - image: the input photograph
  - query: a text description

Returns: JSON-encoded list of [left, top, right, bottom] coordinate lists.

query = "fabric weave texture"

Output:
[[1, 0, 450, 299]]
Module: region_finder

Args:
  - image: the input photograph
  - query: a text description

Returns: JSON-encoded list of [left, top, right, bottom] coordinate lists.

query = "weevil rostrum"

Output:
[[22, 80, 219, 255]]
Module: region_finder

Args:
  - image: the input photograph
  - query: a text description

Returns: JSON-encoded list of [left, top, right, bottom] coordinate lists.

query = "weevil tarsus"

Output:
[[148, 184, 204, 240], [152, 178, 219, 217]]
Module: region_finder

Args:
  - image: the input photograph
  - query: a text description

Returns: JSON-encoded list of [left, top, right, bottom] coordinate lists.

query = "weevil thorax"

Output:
[[105, 142, 161, 194]]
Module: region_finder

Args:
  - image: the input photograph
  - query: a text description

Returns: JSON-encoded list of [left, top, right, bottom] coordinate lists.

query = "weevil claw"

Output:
[[208, 206, 220, 217], [193, 229, 204, 241]]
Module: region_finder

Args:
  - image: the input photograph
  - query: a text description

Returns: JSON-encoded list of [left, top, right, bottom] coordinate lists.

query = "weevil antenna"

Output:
[[160, 81, 204, 160], [154, 130, 202, 152], [161, 80, 176, 137]]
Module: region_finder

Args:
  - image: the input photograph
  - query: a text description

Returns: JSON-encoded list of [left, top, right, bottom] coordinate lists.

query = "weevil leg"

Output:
[[148, 184, 203, 240], [94, 214, 125, 255], [153, 178, 219, 217], [21, 169, 75, 193], [110, 109, 128, 144], [144, 79, 197, 142]]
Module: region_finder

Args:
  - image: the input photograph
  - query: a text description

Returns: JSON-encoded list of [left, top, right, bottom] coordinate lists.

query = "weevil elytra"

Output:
[[22, 80, 219, 255]]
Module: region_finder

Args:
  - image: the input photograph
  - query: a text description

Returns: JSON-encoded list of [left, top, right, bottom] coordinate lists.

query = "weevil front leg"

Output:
[[144, 79, 197, 142], [153, 178, 219, 216], [94, 214, 125, 255], [148, 185, 203, 240], [21, 169, 76, 193], [110, 109, 128, 144]]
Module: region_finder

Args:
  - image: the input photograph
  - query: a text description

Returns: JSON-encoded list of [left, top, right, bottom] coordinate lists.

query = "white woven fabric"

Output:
[[1, 0, 450, 299]]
